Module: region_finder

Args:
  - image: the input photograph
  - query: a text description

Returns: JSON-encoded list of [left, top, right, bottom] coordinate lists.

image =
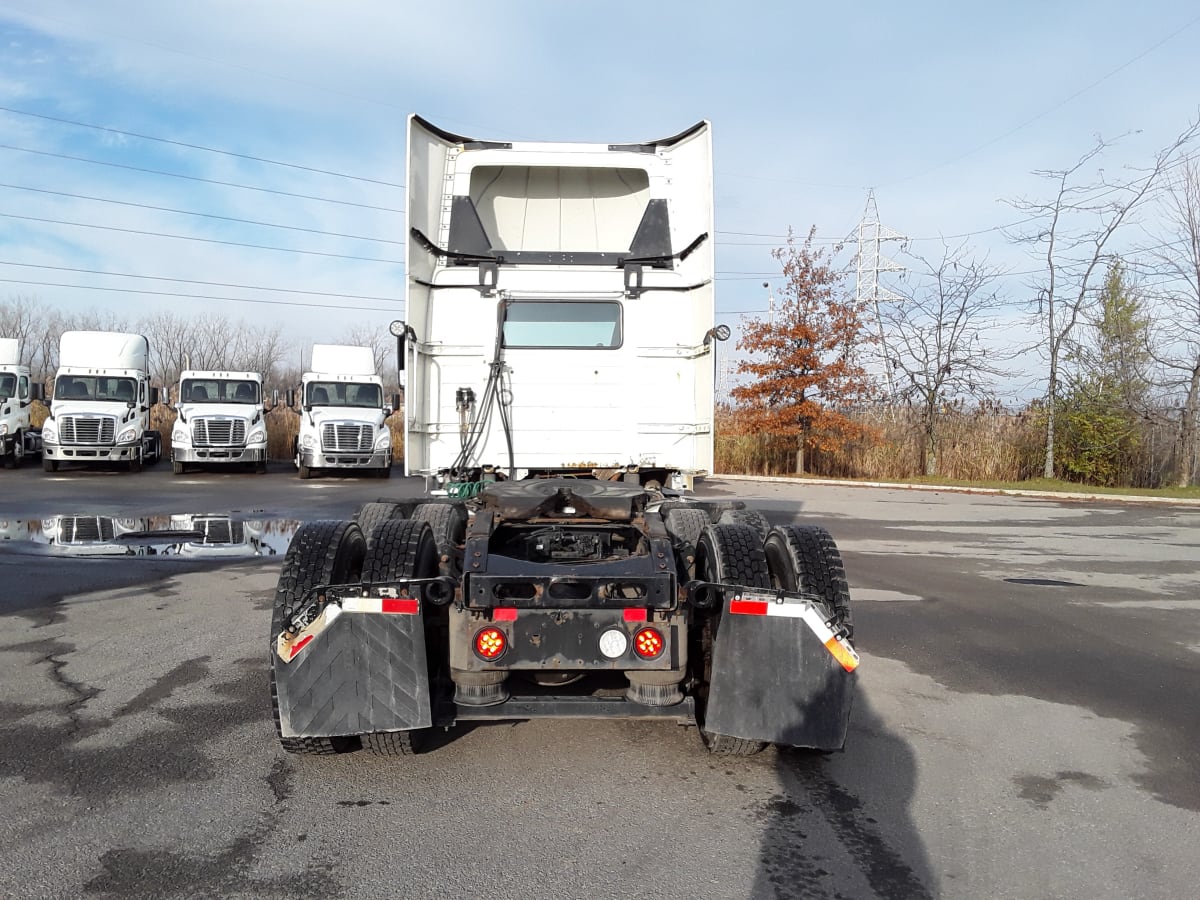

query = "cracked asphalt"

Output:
[[1, 468, 1198, 898]]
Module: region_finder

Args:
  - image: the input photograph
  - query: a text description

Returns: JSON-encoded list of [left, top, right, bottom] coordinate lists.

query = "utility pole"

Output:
[[853, 190, 906, 400]]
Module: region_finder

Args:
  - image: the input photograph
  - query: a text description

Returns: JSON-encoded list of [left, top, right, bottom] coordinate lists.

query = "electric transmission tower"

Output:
[[853, 190, 907, 400]]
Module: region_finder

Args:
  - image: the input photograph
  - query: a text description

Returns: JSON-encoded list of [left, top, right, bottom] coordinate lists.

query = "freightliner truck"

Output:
[[0, 338, 42, 468], [269, 117, 858, 758], [41, 331, 161, 473], [291, 344, 393, 479], [169, 369, 268, 474]]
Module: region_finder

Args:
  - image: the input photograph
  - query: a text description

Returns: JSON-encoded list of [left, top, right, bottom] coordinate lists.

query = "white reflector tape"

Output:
[[729, 590, 860, 673], [340, 596, 420, 615]]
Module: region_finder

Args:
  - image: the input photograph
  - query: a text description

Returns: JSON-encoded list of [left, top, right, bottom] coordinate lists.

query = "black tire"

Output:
[[43, 457, 58, 473], [4, 431, 22, 469], [378, 461, 392, 479], [270, 520, 367, 755], [718, 508, 771, 541], [129, 450, 143, 473], [664, 507, 709, 548], [764, 525, 853, 639], [172, 459, 185, 475], [360, 519, 439, 756], [298, 464, 311, 480], [354, 501, 405, 541], [148, 432, 162, 464], [693, 523, 771, 757], [255, 459, 268, 474], [411, 503, 467, 577]]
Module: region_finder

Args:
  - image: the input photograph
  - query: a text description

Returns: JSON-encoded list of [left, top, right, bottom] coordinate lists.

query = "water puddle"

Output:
[[0, 514, 300, 558]]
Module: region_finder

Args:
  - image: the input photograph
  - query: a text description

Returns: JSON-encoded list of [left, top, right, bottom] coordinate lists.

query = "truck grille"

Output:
[[192, 417, 246, 447], [61, 517, 115, 543], [322, 422, 373, 452], [198, 520, 244, 544], [59, 416, 116, 445]]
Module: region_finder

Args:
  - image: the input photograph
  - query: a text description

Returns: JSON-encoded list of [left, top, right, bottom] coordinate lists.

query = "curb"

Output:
[[708, 473, 1200, 507]]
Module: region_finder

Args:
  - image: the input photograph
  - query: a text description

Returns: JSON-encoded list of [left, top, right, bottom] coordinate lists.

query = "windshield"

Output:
[[0, 374, 15, 401], [181, 378, 260, 404], [305, 381, 382, 408], [54, 375, 138, 403], [502, 300, 622, 349]]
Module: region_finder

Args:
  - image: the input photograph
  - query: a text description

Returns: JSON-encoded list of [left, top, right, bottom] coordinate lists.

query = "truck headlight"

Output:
[[0, 423, 7, 436], [172, 426, 189, 445], [247, 428, 266, 444], [117, 426, 139, 444], [375, 430, 391, 449], [41, 420, 56, 442], [301, 434, 315, 449]]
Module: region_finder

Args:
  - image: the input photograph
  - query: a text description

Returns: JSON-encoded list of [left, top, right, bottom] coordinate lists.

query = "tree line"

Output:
[[729, 118, 1200, 489]]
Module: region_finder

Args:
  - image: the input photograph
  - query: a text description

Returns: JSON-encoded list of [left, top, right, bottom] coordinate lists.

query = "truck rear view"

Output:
[[402, 115, 720, 490]]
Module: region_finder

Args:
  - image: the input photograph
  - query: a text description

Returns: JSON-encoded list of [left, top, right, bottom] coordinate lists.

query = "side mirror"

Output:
[[270, 389, 280, 412], [391, 393, 401, 413], [149, 386, 161, 406], [30, 383, 44, 402], [286, 389, 296, 409], [161, 386, 172, 407]]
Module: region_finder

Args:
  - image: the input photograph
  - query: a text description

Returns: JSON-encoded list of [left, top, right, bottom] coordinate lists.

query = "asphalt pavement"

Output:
[[0, 465, 1197, 899]]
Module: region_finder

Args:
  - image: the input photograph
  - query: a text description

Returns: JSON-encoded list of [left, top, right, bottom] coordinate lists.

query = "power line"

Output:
[[0, 105, 404, 188], [0, 212, 404, 264], [0, 143, 404, 213], [0, 260, 402, 302], [0, 182, 404, 245], [0, 278, 404, 313]]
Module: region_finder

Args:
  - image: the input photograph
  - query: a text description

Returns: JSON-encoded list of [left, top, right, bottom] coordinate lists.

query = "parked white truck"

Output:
[[267, 118, 858, 762], [41, 331, 162, 473], [169, 370, 268, 474], [0, 338, 42, 468], [292, 344, 392, 479], [398, 115, 724, 490]]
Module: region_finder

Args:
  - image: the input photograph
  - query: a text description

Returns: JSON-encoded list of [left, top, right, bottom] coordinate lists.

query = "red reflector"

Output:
[[633, 627, 665, 659], [289, 634, 314, 659], [622, 608, 648, 622], [381, 598, 419, 614], [493, 607, 518, 622], [474, 627, 507, 660], [729, 599, 769, 616]]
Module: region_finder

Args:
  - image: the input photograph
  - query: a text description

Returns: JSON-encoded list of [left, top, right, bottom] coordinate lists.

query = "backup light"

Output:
[[633, 627, 665, 660], [474, 627, 507, 661], [598, 628, 629, 659]]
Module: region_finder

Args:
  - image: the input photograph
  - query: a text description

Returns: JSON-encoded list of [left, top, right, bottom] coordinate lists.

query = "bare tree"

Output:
[[1141, 159, 1200, 485], [880, 243, 1009, 475], [0, 295, 45, 370], [1006, 120, 1199, 479]]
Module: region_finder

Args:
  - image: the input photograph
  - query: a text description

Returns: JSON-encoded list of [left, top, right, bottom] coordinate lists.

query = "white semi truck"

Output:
[[268, 118, 857, 761], [169, 369, 268, 474], [41, 331, 162, 473], [0, 338, 42, 468], [292, 344, 392, 479], [398, 115, 724, 490]]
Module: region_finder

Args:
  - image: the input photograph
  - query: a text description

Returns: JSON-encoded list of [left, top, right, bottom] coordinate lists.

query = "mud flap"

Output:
[[705, 600, 855, 750], [273, 610, 431, 738]]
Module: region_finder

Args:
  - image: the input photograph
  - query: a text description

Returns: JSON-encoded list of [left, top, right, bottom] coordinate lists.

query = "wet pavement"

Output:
[[0, 472, 1198, 898]]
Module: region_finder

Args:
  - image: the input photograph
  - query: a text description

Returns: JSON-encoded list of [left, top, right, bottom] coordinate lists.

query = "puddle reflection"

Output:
[[0, 514, 300, 558]]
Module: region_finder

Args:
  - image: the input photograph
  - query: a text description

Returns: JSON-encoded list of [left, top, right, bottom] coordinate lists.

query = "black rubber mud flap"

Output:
[[272, 519, 436, 740], [705, 607, 854, 751], [703, 523, 855, 751]]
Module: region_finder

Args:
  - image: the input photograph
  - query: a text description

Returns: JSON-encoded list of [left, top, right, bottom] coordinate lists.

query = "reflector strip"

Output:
[[287, 634, 313, 660], [728, 591, 860, 673], [493, 607, 518, 621], [623, 608, 648, 622], [340, 596, 419, 615]]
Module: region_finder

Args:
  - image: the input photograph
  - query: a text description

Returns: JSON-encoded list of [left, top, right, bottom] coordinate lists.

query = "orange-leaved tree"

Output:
[[732, 228, 878, 474]]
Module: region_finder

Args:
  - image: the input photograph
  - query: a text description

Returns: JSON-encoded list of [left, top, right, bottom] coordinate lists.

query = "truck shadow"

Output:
[[754, 687, 936, 899]]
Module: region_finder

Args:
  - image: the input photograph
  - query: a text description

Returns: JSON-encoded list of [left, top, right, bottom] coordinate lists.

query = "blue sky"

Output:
[[1, 1, 1197, 391]]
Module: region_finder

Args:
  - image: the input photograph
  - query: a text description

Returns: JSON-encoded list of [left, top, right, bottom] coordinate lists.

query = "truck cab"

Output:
[[41, 331, 161, 473], [169, 370, 268, 474], [0, 338, 41, 469], [293, 344, 392, 479]]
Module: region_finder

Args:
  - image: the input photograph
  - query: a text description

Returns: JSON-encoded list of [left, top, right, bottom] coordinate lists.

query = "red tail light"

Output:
[[633, 627, 665, 660], [474, 627, 507, 660]]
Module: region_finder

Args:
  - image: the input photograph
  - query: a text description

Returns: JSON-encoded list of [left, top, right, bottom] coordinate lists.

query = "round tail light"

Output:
[[633, 627, 665, 660], [474, 627, 507, 661]]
